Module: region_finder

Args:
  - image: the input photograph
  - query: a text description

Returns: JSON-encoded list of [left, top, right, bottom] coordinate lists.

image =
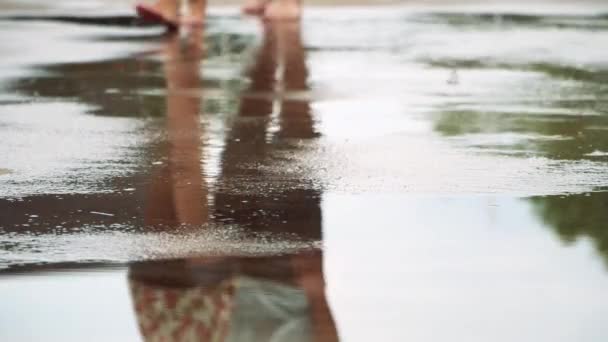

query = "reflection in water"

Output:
[[214, 22, 321, 239], [433, 109, 608, 160], [530, 192, 608, 268], [2, 9, 608, 341], [145, 30, 207, 228], [129, 253, 336, 342], [129, 23, 338, 341], [6, 29, 252, 117], [432, 91, 608, 267], [430, 53, 608, 265]]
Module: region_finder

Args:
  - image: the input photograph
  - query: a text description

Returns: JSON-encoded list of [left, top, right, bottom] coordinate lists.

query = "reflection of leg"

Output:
[[292, 251, 339, 342], [167, 95, 205, 225], [213, 27, 278, 226], [273, 22, 336, 340], [145, 166, 177, 227], [218, 23, 278, 174], [164, 32, 207, 226], [272, 22, 316, 139], [278, 22, 307, 91], [242, 0, 270, 15], [240, 24, 278, 116]]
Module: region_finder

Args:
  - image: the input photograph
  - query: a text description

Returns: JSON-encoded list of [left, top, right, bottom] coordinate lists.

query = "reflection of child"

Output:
[[130, 277, 235, 341], [129, 253, 338, 342], [136, 0, 301, 30], [130, 275, 312, 342]]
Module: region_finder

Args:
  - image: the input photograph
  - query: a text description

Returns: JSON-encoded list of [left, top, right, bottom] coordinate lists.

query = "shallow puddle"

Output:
[[1, 2, 608, 341]]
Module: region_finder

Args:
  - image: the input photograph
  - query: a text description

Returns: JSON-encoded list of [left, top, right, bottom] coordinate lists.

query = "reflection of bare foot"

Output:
[[242, 0, 270, 15], [263, 0, 301, 21]]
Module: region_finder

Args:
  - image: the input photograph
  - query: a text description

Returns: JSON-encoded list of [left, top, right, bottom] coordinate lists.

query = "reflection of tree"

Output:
[[6, 30, 253, 117], [430, 56, 608, 268], [423, 12, 608, 31], [433, 109, 608, 159], [529, 192, 608, 267], [10, 58, 166, 116], [430, 55, 608, 159]]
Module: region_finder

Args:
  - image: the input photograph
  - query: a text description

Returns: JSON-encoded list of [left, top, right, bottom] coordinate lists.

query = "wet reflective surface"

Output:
[[1, 2, 608, 341]]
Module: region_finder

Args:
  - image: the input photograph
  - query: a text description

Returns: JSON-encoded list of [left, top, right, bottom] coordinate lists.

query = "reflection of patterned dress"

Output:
[[130, 276, 311, 342]]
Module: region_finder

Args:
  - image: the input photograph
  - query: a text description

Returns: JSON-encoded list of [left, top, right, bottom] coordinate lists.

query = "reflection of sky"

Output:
[[2, 194, 607, 341], [0, 270, 140, 342], [0, 20, 161, 69], [324, 193, 608, 342], [0, 103, 147, 196]]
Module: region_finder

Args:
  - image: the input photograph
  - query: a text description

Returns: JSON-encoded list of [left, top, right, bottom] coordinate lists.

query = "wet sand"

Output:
[[1, 1, 608, 341]]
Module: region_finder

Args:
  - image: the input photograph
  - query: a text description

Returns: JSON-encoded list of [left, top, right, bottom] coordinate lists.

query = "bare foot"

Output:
[[136, 0, 178, 21], [242, 0, 270, 15], [137, 0, 205, 30], [263, 0, 301, 21], [136, 1, 179, 30]]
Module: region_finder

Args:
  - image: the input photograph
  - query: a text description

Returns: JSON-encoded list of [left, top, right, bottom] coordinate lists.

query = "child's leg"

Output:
[[140, 0, 179, 21], [185, 0, 207, 23], [241, 0, 270, 15], [263, 0, 301, 21], [138, 0, 206, 27]]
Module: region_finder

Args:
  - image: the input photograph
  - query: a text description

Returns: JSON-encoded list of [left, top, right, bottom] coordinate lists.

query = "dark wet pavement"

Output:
[[1, 2, 608, 341]]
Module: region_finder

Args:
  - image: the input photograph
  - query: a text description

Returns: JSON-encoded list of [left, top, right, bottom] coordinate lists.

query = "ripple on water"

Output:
[[586, 150, 608, 157], [0, 225, 321, 270]]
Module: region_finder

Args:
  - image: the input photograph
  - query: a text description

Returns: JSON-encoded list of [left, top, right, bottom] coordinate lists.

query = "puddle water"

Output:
[[1, 2, 608, 341]]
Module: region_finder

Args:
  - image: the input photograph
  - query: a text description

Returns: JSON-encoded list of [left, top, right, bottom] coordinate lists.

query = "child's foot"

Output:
[[137, 2, 206, 30], [136, 2, 179, 30], [242, 0, 270, 15], [263, 0, 301, 21]]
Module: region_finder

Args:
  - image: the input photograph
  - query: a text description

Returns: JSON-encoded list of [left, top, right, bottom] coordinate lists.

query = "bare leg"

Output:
[[138, 0, 179, 22], [241, 0, 270, 15], [137, 0, 206, 27], [183, 0, 207, 25], [263, 0, 301, 21]]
